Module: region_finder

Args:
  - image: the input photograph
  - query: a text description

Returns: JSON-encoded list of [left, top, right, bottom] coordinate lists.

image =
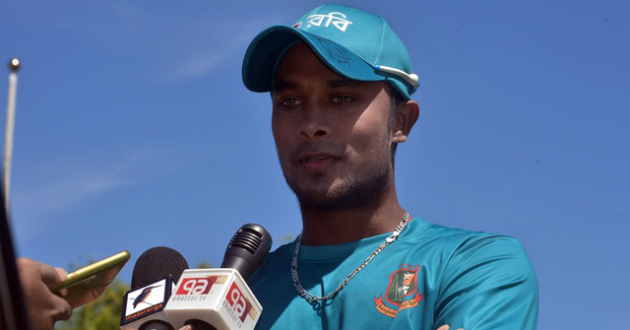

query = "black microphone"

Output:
[[164, 224, 272, 330], [120, 247, 189, 330], [221, 223, 273, 281], [131, 247, 189, 289]]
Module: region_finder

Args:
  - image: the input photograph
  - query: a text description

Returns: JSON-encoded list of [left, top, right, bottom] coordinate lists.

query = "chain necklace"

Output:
[[291, 210, 409, 304]]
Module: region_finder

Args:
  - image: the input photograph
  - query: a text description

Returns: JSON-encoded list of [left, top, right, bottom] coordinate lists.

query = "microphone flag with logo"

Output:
[[120, 247, 189, 330], [163, 224, 272, 330]]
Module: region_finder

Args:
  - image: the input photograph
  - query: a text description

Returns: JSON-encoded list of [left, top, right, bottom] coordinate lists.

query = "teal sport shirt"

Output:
[[248, 217, 539, 330]]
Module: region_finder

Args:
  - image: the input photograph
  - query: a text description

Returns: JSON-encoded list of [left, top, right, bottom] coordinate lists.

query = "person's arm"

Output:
[[16, 258, 72, 330], [434, 235, 539, 330]]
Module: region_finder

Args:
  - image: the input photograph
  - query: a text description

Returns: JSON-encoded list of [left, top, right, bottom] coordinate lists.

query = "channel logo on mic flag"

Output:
[[176, 277, 218, 295], [120, 276, 174, 329], [171, 276, 226, 302], [164, 269, 262, 330], [225, 282, 253, 323]]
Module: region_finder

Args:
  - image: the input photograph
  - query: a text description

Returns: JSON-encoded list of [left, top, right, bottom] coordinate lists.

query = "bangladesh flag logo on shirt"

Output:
[[374, 264, 423, 317]]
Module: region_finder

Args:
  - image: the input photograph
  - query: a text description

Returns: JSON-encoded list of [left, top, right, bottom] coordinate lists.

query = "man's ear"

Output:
[[392, 100, 420, 143]]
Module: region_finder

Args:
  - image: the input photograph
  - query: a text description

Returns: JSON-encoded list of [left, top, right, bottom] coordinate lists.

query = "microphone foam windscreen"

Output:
[[131, 246, 189, 290]]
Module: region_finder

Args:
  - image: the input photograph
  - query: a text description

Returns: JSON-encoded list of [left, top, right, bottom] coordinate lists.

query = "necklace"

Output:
[[291, 210, 410, 304]]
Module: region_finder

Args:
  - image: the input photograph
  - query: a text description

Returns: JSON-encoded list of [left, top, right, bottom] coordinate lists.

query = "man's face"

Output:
[[271, 43, 396, 210]]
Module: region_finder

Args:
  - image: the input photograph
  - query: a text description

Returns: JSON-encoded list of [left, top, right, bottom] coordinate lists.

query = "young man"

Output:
[[241, 4, 538, 330]]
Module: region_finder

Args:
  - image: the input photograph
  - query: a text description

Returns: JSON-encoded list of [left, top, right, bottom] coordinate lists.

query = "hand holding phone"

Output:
[[52, 251, 130, 308]]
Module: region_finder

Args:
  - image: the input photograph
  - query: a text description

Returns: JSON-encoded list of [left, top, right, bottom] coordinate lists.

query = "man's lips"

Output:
[[290, 149, 343, 169], [302, 154, 334, 164]]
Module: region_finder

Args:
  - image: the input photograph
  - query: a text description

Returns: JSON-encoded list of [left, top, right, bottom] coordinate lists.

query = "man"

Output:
[[241, 4, 538, 330]]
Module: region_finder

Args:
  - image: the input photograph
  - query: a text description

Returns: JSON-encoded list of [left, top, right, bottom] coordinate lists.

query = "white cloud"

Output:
[[150, 14, 286, 83], [9, 150, 167, 237], [160, 50, 230, 82]]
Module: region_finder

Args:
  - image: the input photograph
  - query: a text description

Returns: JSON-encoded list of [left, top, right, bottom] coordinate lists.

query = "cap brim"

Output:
[[242, 25, 384, 93]]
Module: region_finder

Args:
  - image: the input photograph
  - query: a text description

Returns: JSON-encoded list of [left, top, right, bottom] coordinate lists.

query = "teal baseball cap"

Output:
[[242, 4, 419, 100]]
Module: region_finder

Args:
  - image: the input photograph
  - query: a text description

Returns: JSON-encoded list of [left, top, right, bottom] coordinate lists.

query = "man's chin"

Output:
[[291, 185, 347, 210], [287, 170, 390, 211], [292, 185, 374, 211]]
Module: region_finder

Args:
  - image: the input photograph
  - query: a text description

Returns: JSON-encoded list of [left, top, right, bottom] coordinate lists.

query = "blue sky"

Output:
[[1, 1, 628, 329]]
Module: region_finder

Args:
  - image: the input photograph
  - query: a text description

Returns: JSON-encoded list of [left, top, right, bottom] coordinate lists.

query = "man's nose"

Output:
[[299, 103, 332, 140]]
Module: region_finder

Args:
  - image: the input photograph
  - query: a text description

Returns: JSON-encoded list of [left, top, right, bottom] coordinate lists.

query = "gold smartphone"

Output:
[[52, 250, 130, 308]]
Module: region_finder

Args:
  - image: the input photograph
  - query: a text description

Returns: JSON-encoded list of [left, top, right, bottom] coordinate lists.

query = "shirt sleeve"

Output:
[[433, 235, 539, 330]]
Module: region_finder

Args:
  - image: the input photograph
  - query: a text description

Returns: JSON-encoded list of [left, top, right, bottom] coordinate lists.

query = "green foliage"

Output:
[[196, 261, 212, 269], [277, 233, 295, 244], [55, 279, 129, 330]]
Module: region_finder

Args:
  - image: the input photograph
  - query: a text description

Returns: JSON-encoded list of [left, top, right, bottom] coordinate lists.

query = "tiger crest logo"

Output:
[[374, 264, 423, 317]]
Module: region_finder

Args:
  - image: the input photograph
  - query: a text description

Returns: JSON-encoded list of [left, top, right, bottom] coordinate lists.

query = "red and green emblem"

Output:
[[374, 264, 423, 317]]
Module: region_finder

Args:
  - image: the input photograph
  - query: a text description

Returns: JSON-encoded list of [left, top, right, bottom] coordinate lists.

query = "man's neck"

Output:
[[298, 198, 406, 246]]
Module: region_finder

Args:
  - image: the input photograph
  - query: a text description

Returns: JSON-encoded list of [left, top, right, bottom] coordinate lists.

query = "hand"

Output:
[[436, 325, 464, 330], [127, 324, 195, 330], [17, 258, 72, 330]]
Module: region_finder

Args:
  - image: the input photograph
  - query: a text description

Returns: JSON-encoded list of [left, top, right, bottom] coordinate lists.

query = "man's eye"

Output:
[[331, 95, 353, 104], [280, 98, 302, 107]]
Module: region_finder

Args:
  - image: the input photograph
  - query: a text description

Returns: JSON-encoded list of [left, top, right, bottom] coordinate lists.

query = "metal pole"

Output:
[[4, 58, 20, 213]]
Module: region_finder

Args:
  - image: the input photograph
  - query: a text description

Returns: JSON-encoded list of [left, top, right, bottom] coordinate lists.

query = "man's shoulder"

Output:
[[409, 217, 525, 246], [412, 220, 540, 329], [405, 218, 533, 268], [248, 241, 294, 285]]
